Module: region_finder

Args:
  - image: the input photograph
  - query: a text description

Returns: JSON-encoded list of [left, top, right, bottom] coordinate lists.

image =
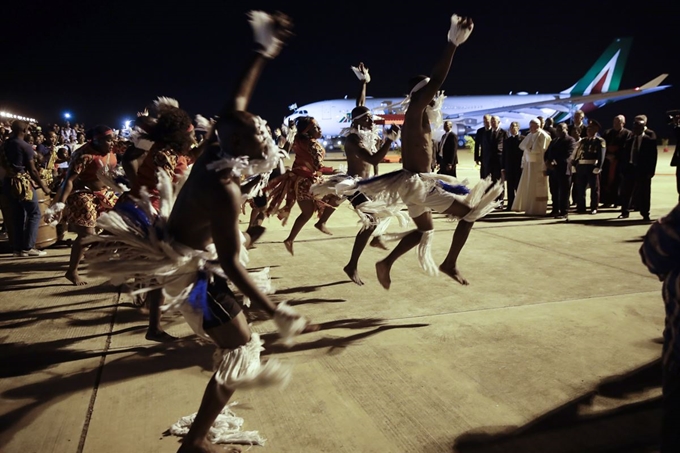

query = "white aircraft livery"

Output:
[[284, 38, 669, 146]]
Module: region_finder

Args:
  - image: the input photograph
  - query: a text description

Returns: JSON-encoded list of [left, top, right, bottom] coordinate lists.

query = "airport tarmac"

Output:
[[1, 147, 678, 453]]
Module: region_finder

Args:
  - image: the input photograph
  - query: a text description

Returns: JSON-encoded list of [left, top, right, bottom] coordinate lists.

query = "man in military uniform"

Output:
[[573, 120, 606, 214]]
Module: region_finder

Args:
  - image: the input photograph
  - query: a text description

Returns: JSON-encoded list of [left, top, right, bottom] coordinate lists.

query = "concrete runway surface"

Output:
[[1, 147, 678, 452]]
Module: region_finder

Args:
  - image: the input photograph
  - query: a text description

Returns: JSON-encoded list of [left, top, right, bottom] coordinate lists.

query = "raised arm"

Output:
[[220, 11, 293, 115], [352, 62, 371, 107], [408, 15, 473, 114]]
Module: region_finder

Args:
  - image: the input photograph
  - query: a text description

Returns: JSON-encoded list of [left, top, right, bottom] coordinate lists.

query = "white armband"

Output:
[[385, 128, 400, 142], [247, 11, 283, 59], [351, 66, 371, 83], [43, 202, 65, 226], [448, 14, 473, 45], [273, 301, 308, 346]]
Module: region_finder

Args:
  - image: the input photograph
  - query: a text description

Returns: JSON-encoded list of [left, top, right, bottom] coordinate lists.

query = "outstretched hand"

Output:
[[385, 124, 401, 141], [248, 10, 294, 59], [351, 62, 371, 83], [448, 14, 474, 46], [271, 11, 294, 45]]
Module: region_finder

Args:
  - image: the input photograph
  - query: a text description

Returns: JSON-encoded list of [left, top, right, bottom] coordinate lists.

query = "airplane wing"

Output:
[[443, 74, 670, 119]]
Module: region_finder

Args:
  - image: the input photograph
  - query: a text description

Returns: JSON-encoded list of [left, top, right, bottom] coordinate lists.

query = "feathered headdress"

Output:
[[153, 96, 180, 114]]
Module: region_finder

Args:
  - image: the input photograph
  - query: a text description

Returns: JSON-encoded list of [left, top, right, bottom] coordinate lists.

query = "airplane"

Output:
[[284, 38, 670, 148]]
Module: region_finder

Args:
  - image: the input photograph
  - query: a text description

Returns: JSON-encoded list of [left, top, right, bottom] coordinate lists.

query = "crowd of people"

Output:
[[2, 9, 680, 453], [435, 109, 675, 222]]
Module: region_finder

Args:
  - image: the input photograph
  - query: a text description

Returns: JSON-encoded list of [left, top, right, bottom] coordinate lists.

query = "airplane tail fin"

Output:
[[561, 37, 632, 97], [551, 37, 633, 120]]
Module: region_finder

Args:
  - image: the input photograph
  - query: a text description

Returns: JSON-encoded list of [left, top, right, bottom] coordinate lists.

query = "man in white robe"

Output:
[[512, 118, 551, 216]]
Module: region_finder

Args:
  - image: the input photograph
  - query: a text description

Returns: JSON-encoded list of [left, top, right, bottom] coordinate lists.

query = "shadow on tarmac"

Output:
[[451, 359, 663, 453]]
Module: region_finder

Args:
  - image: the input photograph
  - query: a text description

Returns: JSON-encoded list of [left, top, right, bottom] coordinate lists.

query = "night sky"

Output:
[[5, 0, 679, 138]]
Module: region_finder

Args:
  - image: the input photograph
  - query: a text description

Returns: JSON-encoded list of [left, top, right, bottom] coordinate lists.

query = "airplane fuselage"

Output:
[[285, 94, 574, 140], [282, 38, 669, 142]]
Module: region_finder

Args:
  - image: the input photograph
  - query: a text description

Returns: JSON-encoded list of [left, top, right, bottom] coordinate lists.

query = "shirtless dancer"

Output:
[[158, 13, 321, 452], [339, 62, 399, 285], [363, 15, 499, 289]]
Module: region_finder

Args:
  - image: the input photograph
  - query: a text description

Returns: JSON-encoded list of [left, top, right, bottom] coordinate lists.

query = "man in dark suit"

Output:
[[601, 114, 632, 207], [487, 116, 508, 205], [474, 114, 492, 178], [618, 115, 658, 221], [438, 120, 458, 176], [502, 121, 524, 210], [671, 112, 680, 202], [568, 109, 588, 139], [543, 117, 558, 140], [544, 122, 576, 219]]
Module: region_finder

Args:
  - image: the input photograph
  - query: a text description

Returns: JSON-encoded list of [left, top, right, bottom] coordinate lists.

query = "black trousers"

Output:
[[601, 157, 622, 206], [505, 169, 521, 209], [621, 172, 652, 216], [548, 172, 571, 216], [488, 160, 504, 202], [438, 166, 457, 178], [576, 166, 600, 212]]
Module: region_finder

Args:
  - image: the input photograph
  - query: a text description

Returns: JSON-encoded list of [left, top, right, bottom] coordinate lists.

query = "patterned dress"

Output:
[[265, 135, 335, 223], [64, 147, 118, 228]]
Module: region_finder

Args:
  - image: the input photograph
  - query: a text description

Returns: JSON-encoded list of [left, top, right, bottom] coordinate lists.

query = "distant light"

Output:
[[322, 140, 328, 146], [0, 111, 37, 122], [64, 112, 71, 119], [336, 141, 342, 146], [124, 120, 131, 129]]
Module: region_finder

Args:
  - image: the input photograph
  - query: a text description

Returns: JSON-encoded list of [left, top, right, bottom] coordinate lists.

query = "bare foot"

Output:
[[283, 239, 294, 256], [343, 264, 364, 286], [178, 438, 241, 453], [245, 225, 266, 249], [439, 264, 469, 285], [375, 260, 392, 290], [65, 270, 87, 286], [369, 236, 389, 250], [145, 330, 178, 342], [314, 222, 333, 235]]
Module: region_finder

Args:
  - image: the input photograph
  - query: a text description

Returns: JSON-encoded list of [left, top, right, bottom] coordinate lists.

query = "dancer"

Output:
[[639, 203, 680, 452], [266, 115, 339, 256], [118, 99, 196, 342], [84, 12, 317, 452], [46, 125, 118, 285], [313, 62, 402, 285], [344, 14, 501, 289]]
